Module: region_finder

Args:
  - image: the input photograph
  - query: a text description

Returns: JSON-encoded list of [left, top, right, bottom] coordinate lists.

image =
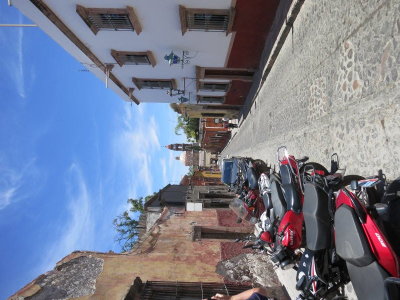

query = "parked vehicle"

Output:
[[221, 156, 269, 194], [226, 150, 400, 299], [243, 147, 329, 270], [222, 156, 270, 222], [230, 189, 265, 224], [295, 166, 354, 300], [333, 172, 400, 300], [265, 147, 328, 269]]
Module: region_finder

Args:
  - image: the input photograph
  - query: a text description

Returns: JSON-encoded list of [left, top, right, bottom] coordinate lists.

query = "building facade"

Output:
[[200, 118, 231, 153], [9, 183, 264, 300], [13, 0, 280, 108]]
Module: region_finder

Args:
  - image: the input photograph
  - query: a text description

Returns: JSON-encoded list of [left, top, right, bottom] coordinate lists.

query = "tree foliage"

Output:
[[187, 166, 195, 176], [113, 194, 156, 252], [175, 115, 199, 142]]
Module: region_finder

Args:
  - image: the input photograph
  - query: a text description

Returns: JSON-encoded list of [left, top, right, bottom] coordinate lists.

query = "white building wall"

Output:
[[13, 0, 234, 104]]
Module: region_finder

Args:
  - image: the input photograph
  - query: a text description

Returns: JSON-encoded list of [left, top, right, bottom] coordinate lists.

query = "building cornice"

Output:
[[30, 0, 140, 104]]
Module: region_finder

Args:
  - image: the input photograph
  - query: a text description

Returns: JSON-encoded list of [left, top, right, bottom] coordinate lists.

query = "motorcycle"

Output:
[[221, 156, 269, 195], [295, 158, 354, 300], [333, 172, 400, 300], [249, 147, 329, 270], [267, 147, 330, 270], [225, 157, 270, 223]]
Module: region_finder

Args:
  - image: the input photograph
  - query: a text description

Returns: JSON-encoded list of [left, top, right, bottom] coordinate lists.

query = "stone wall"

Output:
[[10, 208, 257, 300]]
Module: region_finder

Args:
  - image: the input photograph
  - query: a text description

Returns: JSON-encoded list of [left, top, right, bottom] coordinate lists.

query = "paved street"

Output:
[[222, 0, 400, 299]]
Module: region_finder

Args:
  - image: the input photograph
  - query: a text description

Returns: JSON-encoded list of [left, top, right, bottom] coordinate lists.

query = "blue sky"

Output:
[[0, 3, 188, 298]]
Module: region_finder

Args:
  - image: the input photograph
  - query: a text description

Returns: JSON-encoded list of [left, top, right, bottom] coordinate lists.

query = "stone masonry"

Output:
[[223, 0, 400, 180]]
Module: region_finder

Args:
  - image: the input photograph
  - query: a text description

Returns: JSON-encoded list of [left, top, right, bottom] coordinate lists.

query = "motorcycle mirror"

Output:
[[330, 153, 339, 174], [351, 180, 360, 191]]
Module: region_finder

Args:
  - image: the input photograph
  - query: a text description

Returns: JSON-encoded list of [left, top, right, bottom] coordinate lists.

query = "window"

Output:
[[201, 113, 225, 117], [76, 5, 142, 35], [136, 280, 250, 300], [192, 226, 250, 240], [179, 6, 235, 35], [197, 67, 254, 81], [111, 50, 156, 67], [200, 193, 233, 199], [197, 96, 225, 104], [203, 201, 230, 208], [132, 78, 176, 90], [199, 82, 230, 92]]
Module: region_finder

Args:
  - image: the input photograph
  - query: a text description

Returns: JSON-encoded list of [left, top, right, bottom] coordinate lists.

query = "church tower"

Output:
[[165, 143, 201, 151]]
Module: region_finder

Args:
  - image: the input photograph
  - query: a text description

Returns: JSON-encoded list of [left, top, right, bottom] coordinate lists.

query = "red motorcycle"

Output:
[[261, 147, 328, 269], [230, 187, 266, 224], [334, 172, 400, 300], [229, 159, 270, 224]]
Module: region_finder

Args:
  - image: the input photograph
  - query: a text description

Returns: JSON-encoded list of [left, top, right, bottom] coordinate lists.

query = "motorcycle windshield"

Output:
[[229, 198, 250, 220], [221, 160, 234, 185]]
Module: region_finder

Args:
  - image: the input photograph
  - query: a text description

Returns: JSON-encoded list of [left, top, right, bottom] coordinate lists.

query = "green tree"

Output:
[[175, 115, 199, 142], [187, 165, 195, 176], [113, 194, 156, 252]]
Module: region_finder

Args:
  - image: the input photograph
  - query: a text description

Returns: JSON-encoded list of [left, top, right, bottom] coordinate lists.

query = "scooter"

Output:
[[334, 172, 400, 300]]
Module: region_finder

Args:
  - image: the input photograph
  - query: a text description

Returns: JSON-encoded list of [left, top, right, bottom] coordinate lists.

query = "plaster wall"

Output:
[[10, 208, 252, 300], [13, 0, 233, 103]]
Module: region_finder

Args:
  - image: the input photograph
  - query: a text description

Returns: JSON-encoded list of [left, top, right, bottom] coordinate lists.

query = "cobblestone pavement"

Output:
[[222, 0, 400, 299]]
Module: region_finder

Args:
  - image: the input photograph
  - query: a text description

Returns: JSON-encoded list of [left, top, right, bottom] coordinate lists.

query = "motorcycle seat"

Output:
[[335, 205, 375, 267], [246, 167, 258, 190], [346, 260, 390, 300], [280, 164, 301, 213], [270, 174, 287, 220], [262, 192, 272, 210], [303, 182, 331, 251]]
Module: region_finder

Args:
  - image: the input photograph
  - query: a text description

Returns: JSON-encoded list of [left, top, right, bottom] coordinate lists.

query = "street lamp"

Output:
[[163, 50, 192, 69]]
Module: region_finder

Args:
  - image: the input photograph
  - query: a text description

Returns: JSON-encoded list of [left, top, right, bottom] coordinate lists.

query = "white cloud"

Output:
[[167, 151, 188, 185], [0, 14, 36, 100], [0, 158, 41, 210], [160, 158, 167, 186], [114, 105, 160, 195], [37, 162, 94, 272], [16, 15, 25, 98]]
